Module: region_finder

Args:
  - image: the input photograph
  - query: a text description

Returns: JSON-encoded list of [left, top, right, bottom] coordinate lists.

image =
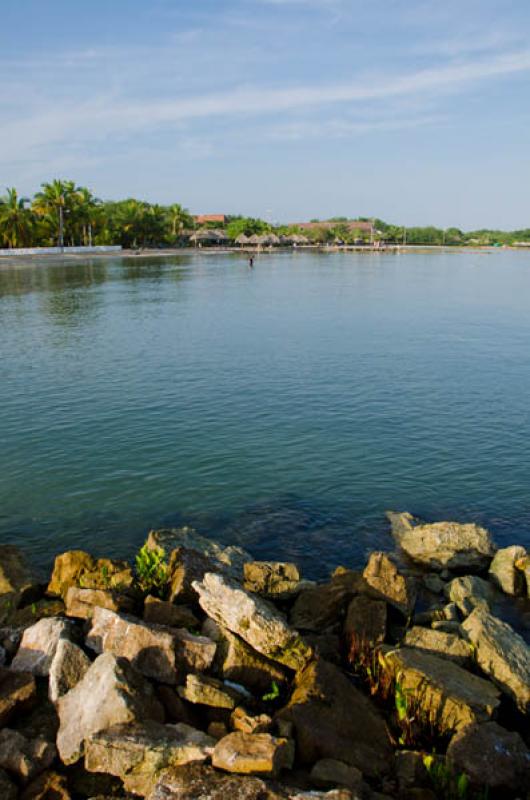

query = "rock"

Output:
[[56, 652, 164, 764], [86, 607, 215, 684], [290, 792, 354, 800], [277, 659, 392, 778], [206, 620, 289, 694], [47, 550, 133, 600], [442, 602, 459, 621], [20, 770, 71, 800], [148, 763, 280, 800], [422, 574, 445, 594], [0, 769, 17, 800], [290, 572, 364, 632], [431, 620, 461, 634], [343, 594, 387, 649], [461, 608, 530, 712], [208, 721, 228, 739], [0, 728, 56, 783], [517, 554, 530, 597], [48, 638, 91, 703], [9, 599, 66, 628], [394, 750, 430, 792], [0, 626, 23, 657], [488, 545, 527, 595], [65, 586, 135, 619], [193, 573, 312, 672], [383, 647, 501, 732], [0, 667, 36, 725], [0, 545, 42, 615], [387, 511, 495, 570], [310, 759, 363, 792], [447, 721, 530, 791], [144, 597, 199, 629], [179, 674, 245, 709], [12, 696, 59, 742], [156, 686, 203, 728], [363, 553, 416, 616], [403, 627, 471, 665], [11, 617, 74, 676], [231, 707, 272, 734], [212, 732, 294, 776], [445, 575, 496, 616], [244, 562, 302, 599], [85, 720, 215, 797], [303, 632, 342, 665]]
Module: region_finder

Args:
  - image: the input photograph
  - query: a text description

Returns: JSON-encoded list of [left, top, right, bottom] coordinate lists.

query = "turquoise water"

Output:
[[1, 250, 530, 577]]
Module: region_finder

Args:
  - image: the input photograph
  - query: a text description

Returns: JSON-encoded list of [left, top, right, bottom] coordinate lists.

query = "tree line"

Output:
[[1, 180, 528, 249]]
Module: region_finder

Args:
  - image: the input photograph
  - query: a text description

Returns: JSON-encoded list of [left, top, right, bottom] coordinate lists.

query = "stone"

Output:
[[193, 573, 312, 672], [148, 763, 280, 800], [156, 686, 203, 728], [445, 575, 496, 615], [461, 608, 530, 713], [144, 596, 199, 629], [431, 621, 461, 634], [179, 674, 245, 709], [12, 696, 59, 742], [310, 759, 363, 792], [65, 586, 135, 619], [343, 594, 387, 649], [517, 554, 530, 597], [447, 721, 530, 791], [48, 638, 91, 703], [56, 652, 164, 764], [244, 562, 302, 599], [231, 707, 272, 734], [290, 573, 363, 632], [47, 550, 133, 600], [11, 617, 74, 676], [386, 511, 495, 571], [212, 732, 294, 776], [363, 552, 416, 616], [488, 545, 527, 595], [87, 606, 215, 684], [0, 626, 23, 657], [20, 770, 71, 800], [394, 750, 431, 792], [0, 728, 56, 783], [0, 545, 42, 613], [403, 627, 471, 665], [0, 667, 36, 725], [422, 574, 445, 594], [303, 632, 342, 665], [0, 769, 17, 800], [85, 720, 215, 797], [208, 721, 228, 739], [277, 658, 392, 778], [9, 599, 66, 628], [383, 647, 501, 732], [290, 793, 353, 800], [442, 602, 459, 621]]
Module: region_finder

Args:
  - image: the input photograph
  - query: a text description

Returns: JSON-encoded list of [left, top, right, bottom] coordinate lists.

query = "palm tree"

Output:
[[32, 179, 78, 247], [166, 203, 193, 242], [0, 188, 34, 248]]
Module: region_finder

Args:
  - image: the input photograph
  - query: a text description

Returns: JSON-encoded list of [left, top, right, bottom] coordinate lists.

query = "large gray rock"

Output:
[[65, 586, 135, 619], [363, 552, 416, 616], [11, 617, 73, 676], [461, 608, 530, 713], [488, 545, 527, 595], [148, 763, 281, 800], [47, 550, 134, 600], [178, 674, 246, 710], [445, 575, 496, 616], [403, 627, 471, 666], [387, 511, 495, 571], [212, 732, 294, 776], [383, 647, 501, 732], [192, 573, 312, 672], [447, 722, 530, 791], [310, 759, 363, 792], [48, 638, 91, 703], [144, 597, 199, 629], [0, 667, 36, 726], [56, 652, 164, 764], [85, 721, 215, 797], [0, 728, 55, 784]]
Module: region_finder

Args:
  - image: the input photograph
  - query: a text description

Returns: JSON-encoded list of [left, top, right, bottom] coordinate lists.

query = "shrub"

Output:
[[135, 544, 169, 598]]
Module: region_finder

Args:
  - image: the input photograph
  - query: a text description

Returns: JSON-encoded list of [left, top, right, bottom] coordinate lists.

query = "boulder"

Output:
[[179, 674, 245, 709], [65, 586, 135, 619], [8, 599, 65, 628], [47, 550, 133, 600], [48, 638, 91, 703], [0, 667, 36, 725], [144, 596, 199, 629], [56, 652, 164, 764], [11, 617, 74, 676], [86, 606, 215, 684], [0, 545, 42, 615], [362, 553, 416, 616], [461, 608, 530, 713], [212, 732, 294, 776], [446, 721, 530, 791], [488, 545, 527, 595], [310, 759, 363, 792], [193, 573, 312, 672], [276, 659, 392, 778], [244, 562, 302, 599], [208, 721, 228, 739], [148, 763, 280, 800], [394, 750, 431, 793], [303, 632, 342, 665], [0, 728, 56, 784], [517, 554, 530, 597], [231, 707, 272, 734], [343, 594, 387, 649], [85, 721, 215, 797], [20, 771, 71, 800], [422, 574, 445, 594], [290, 583, 353, 632], [12, 695, 59, 742], [386, 511, 495, 571], [402, 627, 471, 666], [383, 647, 501, 732], [445, 575, 496, 616], [0, 769, 17, 800]]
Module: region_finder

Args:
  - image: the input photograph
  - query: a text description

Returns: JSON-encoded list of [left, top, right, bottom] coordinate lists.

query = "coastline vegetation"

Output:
[[1, 179, 529, 250]]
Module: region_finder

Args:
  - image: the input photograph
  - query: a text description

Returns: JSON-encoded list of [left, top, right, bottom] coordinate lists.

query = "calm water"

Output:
[[1, 249, 530, 578]]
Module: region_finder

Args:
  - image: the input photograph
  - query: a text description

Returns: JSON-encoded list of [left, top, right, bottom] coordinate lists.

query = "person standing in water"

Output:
[[249, 256, 254, 267]]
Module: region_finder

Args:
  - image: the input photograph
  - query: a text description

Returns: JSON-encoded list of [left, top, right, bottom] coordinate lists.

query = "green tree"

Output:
[[0, 188, 34, 248], [166, 203, 193, 242]]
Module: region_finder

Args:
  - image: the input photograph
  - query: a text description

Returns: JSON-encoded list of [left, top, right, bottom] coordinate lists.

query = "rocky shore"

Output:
[[0, 512, 528, 800]]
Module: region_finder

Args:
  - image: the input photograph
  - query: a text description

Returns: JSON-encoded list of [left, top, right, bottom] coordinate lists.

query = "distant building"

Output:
[[290, 220, 374, 234], [193, 214, 227, 225]]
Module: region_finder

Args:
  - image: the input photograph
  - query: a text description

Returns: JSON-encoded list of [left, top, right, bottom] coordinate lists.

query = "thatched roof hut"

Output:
[[235, 233, 250, 246], [291, 234, 310, 245], [190, 228, 229, 245]]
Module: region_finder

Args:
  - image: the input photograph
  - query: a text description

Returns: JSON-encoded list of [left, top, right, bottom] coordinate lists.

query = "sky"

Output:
[[2, 0, 530, 228]]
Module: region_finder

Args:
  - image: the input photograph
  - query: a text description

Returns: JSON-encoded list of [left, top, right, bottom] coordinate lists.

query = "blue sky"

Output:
[[2, 0, 530, 228]]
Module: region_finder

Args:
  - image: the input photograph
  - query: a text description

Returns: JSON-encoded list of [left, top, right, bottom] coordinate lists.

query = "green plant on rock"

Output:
[[135, 544, 169, 598], [262, 681, 281, 703], [422, 754, 486, 800]]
